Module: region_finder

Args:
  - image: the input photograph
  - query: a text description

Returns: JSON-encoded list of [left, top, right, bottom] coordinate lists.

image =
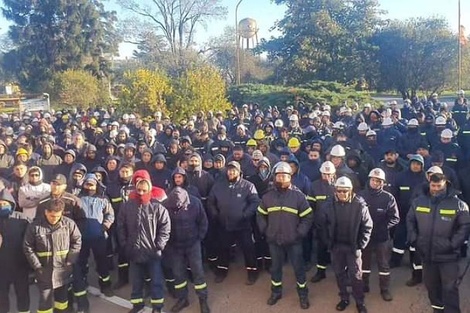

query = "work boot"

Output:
[[389, 253, 402, 268], [246, 271, 259, 285], [171, 298, 189, 313], [381, 290, 393, 301], [406, 270, 422, 287], [199, 298, 211, 313], [299, 295, 310, 310], [356, 304, 368, 313], [101, 285, 114, 297], [267, 293, 282, 305], [335, 300, 349, 311], [128, 305, 145, 313], [310, 269, 326, 283]]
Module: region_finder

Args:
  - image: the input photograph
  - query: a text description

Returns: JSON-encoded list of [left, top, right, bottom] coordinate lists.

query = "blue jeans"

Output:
[[130, 258, 164, 310], [269, 243, 307, 296]]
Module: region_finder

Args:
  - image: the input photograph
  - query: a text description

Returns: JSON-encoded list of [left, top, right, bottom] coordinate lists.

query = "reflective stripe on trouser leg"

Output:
[[269, 243, 284, 294]]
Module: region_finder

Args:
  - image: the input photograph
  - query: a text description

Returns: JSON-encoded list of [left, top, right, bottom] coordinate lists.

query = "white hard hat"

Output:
[[322, 111, 331, 117], [274, 119, 284, 128], [335, 176, 353, 189], [330, 144, 346, 157], [426, 166, 443, 175], [458, 90, 465, 95], [44, 113, 51, 118], [129, 114, 136, 119], [320, 161, 336, 174], [366, 129, 377, 137], [289, 114, 299, 121], [364, 103, 372, 108], [122, 113, 129, 120], [93, 112, 100, 117], [382, 117, 393, 126], [368, 168, 386, 181], [333, 121, 345, 129], [274, 161, 292, 175], [408, 119, 419, 127], [435, 116, 446, 125], [357, 122, 369, 131], [441, 129, 453, 139]]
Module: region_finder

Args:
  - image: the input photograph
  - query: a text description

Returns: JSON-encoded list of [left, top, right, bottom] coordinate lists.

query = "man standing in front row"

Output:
[[320, 176, 373, 313], [257, 161, 313, 310], [407, 173, 470, 313], [118, 175, 171, 313], [23, 199, 82, 313]]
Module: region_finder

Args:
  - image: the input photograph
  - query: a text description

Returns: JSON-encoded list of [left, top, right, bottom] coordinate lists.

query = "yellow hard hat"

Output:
[[246, 139, 257, 147], [288, 137, 301, 148], [90, 117, 97, 126], [16, 148, 29, 156], [253, 129, 265, 140]]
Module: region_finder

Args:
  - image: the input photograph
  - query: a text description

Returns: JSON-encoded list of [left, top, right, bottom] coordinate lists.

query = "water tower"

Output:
[[238, 18, 259, 49]]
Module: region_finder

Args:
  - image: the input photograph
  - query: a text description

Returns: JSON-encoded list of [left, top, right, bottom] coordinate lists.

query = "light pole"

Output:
[[458, 0, 462, 90], [235, 0, 244, 85]]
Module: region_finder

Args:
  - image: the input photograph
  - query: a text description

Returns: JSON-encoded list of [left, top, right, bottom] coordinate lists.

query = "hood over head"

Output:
[[164, 186, 190, 211]]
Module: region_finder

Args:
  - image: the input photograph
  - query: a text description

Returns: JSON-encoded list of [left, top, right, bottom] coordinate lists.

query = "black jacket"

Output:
[[407, 185, 470, 263], [0, 189, 31, 276], [164, 187, 208, 249], [117, 199, 171, 263], [208, 177, 260, 231], [257, 184, 313, 246], [320, 195, 373, 251], [358, 187, 400, 244]]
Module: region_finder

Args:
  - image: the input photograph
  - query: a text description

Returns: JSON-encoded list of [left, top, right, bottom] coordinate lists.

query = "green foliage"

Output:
[[2, 0, 120, 92], [228, 81, 376, 109], [50, 70, 109, 108], [119, 69, 172, 116], [170, 65, 231, 120], [262, 0, 383, 85], [372, 17, 456, 97]]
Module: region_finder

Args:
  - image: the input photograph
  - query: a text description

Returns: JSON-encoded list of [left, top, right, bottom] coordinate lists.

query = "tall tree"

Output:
[[117, 0, 227, 73], [262, 0, 383, 85], [372, 17, 456, 98], [2, 0, 120, 91], [203, 26, 274, 84]]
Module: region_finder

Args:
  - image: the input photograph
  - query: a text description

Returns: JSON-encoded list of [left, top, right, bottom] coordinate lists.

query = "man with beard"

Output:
[[257, 162, 313, 309], [308, 161, 336, 283], [300, 148, 322, 182], [407, 173, 470, 313], [208, 161, 260, 285], [379, 148, 405, 193], [37, 141, 63, 183]]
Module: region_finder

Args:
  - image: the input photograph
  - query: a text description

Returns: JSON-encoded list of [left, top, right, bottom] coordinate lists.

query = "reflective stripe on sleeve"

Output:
[[299, 207, 313, 217]]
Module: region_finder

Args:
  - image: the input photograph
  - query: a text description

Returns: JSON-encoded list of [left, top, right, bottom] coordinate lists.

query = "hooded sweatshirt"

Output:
[[164, 186, 208, 249], [129, 170, 167, 203], [18, 167, 51, 219], [37, 142, 63, 183], [0, 140, 14, 177]]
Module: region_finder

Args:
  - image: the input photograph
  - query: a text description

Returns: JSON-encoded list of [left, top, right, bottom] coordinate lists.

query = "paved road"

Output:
[[8, 250, 470, 313]]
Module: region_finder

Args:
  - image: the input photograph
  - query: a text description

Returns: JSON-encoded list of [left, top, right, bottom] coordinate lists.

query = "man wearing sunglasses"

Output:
[[320, 176, 373, 313], [18, 166, 51, 220]]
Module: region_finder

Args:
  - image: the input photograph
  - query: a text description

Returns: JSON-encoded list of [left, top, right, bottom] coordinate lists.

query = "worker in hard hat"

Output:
[[358, 168, 400, 302], [257, 161, 313, 310], [318, 176, 373, 313], [308, 161, 336, 283]]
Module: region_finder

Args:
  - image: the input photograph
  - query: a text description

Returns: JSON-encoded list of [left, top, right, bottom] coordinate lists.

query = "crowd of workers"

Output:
[[1, 91, 470, 313]]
